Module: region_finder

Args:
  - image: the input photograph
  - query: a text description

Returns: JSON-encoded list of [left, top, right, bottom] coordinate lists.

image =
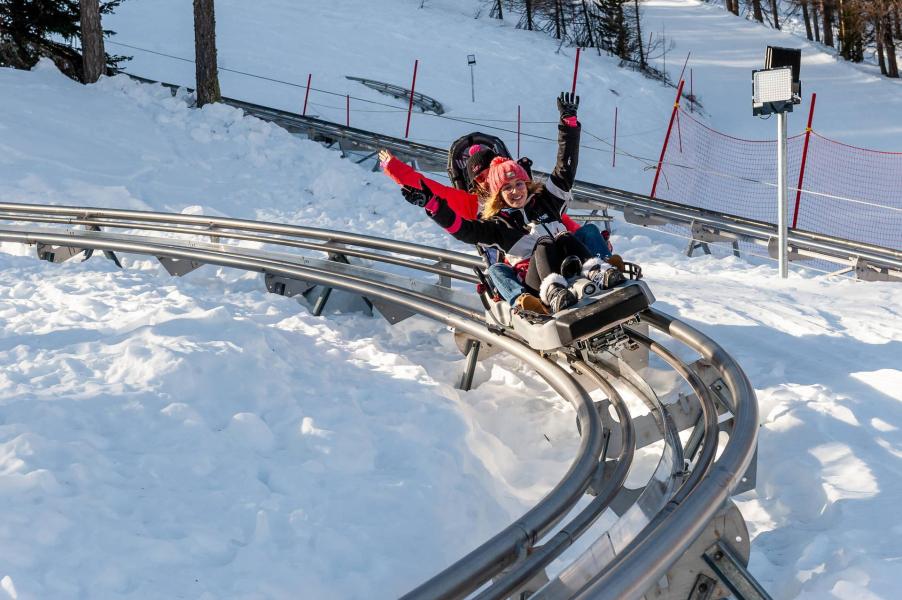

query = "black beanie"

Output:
[[466, 146, 498, 182]]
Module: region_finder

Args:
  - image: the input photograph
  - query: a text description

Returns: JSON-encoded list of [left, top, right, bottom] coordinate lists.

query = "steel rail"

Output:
[[0, 213, 481, 285], [0, 222, 604, 600], [570, 184, 902, 269], [472, 360, 637, 600], [0, 202, 483, 269], [573, 308, 758, 599], [0, 209, 760, 598], [562, 329, 723, 600]]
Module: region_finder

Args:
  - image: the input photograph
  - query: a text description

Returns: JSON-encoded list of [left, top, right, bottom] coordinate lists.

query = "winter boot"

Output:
[[545, 284, 577, 313], [515, 293, 548, 315], [540, 273, 577, 313], [582, 257, 625, 290]]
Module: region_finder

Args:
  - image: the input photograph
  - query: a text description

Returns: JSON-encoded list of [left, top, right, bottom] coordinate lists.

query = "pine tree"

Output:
[[0, 0, 126, 79]]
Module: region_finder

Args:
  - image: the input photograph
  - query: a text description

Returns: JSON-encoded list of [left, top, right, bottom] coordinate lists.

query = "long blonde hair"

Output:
[[480, 181, 542, 219]]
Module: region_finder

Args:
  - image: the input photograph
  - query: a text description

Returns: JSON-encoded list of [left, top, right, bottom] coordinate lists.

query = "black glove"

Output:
[[516, 156, 533, 179], [401, 179, 435, 208], [557, 92, 580, 120]]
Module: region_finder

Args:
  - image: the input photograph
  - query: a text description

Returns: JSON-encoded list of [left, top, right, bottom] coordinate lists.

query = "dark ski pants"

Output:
[[525, 233, 592, 290]]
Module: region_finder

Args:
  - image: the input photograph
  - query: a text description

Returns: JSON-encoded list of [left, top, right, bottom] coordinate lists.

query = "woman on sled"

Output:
[[399, 92, 624, 314]]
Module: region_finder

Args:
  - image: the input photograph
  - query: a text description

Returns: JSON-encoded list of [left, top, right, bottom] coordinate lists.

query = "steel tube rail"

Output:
[[574, 308, 758, 599], [0, 214, 481, 285], [473, 360, 637, 600], [0, 223, 604, 600], [571, 184, 902, 269], [0, 202, 483, 269]]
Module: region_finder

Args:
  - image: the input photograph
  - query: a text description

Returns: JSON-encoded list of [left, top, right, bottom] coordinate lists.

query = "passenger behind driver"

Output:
[[399, 93, 623, 313]]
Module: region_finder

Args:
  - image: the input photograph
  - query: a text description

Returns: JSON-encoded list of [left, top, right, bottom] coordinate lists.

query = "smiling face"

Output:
[[500, 180, 528, 208]]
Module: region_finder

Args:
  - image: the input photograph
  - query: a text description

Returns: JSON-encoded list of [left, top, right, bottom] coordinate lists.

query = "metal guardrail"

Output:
[[0, 205, 763, 599]]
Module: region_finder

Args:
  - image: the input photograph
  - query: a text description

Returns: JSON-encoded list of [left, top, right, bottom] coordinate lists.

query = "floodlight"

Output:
[[765, 45, 802, 102], [752, 67, 793, 116], [467, 54, 476, 65]]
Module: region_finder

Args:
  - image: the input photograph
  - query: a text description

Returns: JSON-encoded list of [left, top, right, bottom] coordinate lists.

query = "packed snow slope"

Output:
[[0, 1, 899, 598]]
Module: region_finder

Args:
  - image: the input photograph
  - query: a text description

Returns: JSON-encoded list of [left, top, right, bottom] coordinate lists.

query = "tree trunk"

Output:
[[79, 0, 105, 83], [580, 0, 595, 48], [634, 0, 645, 68], [822, 0, 834, 46], [875, 16, 887, 75], [884, 14, 900, 77], [812, 0, 821, 41], [193, 0, 221, 107], [801, 0, 813, 39], [770, 0, 781, 28], [836, 0, 845, 54], [728, 0, 740, 16], [525, 0, 533, 30], [752, 0, 764, 23], [491, 0, 503, 19]]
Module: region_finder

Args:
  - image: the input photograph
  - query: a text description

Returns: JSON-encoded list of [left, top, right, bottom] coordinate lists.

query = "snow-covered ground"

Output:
[[0, 1, 899, 598]]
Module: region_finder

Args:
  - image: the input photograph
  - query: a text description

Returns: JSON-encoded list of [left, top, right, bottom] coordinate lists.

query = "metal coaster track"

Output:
[[0, 204, 763, 599]]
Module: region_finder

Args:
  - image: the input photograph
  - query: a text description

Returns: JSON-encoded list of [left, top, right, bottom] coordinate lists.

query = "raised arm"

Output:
[[381, 150, 480, 219], [547, 92, 581, 195]]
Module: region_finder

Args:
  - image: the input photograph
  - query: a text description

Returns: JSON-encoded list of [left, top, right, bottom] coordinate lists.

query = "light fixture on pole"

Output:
[[752, 46, 801, 279], [467, 54, 476, 102]]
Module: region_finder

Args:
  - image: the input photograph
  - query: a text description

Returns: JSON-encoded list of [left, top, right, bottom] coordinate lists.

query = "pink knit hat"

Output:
[[485, 156, 530, 196]]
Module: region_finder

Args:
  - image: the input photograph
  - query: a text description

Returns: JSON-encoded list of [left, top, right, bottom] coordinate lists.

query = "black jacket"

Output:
[[425, 121, 580, 263]]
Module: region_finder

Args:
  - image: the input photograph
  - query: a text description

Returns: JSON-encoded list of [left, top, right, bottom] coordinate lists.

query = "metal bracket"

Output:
[[264, 273, 316, 298], [766, 236, 805, 261], [434, 259, 453, 288], [854, 256, 900, 282], [702, 540, 773, 600], [686, 221, 740, 258], [157, 256, 203, 277], [310, 250, 374, 317], [36, 241, 86, 264], [644, 501, 765, 600], [623, 205, 669, 227]]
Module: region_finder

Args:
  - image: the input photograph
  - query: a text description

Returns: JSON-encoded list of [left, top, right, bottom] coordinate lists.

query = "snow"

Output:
[[0, 0, 899, 598]]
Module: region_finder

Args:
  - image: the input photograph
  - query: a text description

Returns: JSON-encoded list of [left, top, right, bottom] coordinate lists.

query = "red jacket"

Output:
[[382, 156, 581, 232]]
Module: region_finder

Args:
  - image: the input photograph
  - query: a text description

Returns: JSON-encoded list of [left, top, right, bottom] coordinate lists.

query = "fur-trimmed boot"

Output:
[[539, 273, 577, 313], [582, 257, 625, 290]]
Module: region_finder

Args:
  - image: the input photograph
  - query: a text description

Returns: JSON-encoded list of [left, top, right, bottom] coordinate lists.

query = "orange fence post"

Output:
[[650, 79, 685, 199], [571, 47, 581, 95], [302, 73, 312, 116], [792, 92, 817, 229], [405, 59, 419, 138]]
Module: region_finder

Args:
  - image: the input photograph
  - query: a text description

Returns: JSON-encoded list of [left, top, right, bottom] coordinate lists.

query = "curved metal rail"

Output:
[[0, 206, 760, 599]]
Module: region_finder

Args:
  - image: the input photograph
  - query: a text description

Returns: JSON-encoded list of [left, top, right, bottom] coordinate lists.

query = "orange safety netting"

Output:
[[652, 107, 902, 252]]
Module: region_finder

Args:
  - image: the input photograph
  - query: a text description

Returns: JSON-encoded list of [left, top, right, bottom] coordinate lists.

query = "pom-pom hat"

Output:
[[485, 156, 530, 196]]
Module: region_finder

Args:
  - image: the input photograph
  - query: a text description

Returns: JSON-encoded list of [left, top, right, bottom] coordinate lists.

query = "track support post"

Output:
[[457, 339, 481, 391]]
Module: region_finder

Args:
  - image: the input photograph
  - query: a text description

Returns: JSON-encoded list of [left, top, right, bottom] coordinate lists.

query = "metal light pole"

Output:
[[753, 47, 801, 279], [467, 54, 476, 102], [776, 111, 789, 278]]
